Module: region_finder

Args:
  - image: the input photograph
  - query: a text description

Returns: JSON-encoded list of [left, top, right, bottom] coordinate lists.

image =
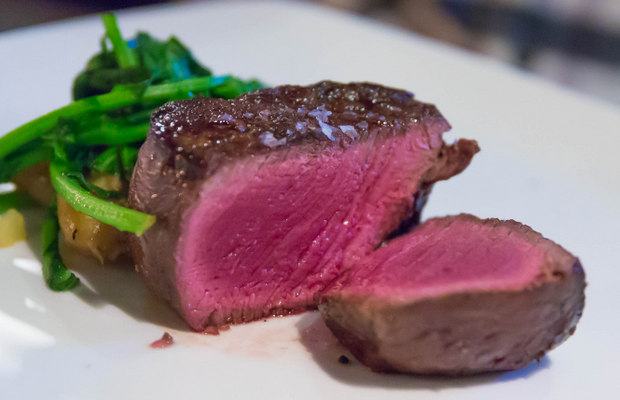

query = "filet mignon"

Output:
[[129, 81, 479, 331], [320, 214, 586, 375]]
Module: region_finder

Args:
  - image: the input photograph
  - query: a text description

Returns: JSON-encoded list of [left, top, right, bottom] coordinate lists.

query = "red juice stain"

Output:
[[150, 332, 174, 349]]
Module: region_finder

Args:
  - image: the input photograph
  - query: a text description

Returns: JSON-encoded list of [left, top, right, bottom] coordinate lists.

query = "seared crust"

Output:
[[320, 215, 586, 375], [151, 81, 447, 166]]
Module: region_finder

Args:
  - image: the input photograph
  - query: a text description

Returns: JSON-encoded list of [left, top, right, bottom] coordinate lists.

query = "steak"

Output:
[[320, 214, 586, 375], [129, 81, 478, 331]]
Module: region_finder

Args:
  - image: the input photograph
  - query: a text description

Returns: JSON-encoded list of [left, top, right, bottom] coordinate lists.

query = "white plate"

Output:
[[1, 2, 619, 399]]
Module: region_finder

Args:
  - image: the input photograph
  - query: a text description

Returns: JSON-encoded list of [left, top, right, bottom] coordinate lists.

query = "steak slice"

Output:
[[320, 214, 586, 375], [129, 81, 479, 331]]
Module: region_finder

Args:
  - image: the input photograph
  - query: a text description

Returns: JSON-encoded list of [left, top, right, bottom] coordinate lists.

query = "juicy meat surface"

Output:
[[129, 81, 478, 331], [320, 214, 586, 375]]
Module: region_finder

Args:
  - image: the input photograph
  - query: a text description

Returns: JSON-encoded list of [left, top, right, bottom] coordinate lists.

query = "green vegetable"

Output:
[[0, 76, 224, 160], [73, 15, 212, 100], [0, 13, 264, 291], [0, 192, 36, 214], [73, 67, 151, 100], [133, 32, 212, 83], [91, 146, 139, 176], [0, 140, 52, 182], [101, 14, 138, 68], [211, 77, 263, 99], [62, 171, 122, 200], [50, 157, 154, 235], [42, 201, 80, 291], [75, 120, 149, 145]]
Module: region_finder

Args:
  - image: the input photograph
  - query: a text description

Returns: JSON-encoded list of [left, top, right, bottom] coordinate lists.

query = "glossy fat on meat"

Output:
[[129, 81, 479, 331]]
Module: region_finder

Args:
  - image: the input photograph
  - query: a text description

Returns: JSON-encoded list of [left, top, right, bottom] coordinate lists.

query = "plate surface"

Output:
[[1, 2, 619, 399]]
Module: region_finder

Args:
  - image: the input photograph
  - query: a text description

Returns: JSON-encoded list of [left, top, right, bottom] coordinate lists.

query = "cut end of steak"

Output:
[[129, 81, 478, 331], [320, 214, 586, 375]]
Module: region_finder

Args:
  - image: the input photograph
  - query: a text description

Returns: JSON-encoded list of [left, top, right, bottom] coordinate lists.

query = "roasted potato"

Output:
[[0, 209, 27, 248]]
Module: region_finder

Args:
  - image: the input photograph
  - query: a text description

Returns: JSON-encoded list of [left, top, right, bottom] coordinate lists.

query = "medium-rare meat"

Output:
[[320, 214, 585, 375], [129, 81, 479, 331]]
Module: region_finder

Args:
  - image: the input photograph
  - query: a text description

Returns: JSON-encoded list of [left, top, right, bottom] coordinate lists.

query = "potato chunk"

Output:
[[56, 174, 127, 263], [57, 195, 128, 263], [12, 163, 54, 205], [0, 209, 27, 248]]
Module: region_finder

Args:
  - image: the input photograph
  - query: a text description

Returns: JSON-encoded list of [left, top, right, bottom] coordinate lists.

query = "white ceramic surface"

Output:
[[1, 1, 619, 399]]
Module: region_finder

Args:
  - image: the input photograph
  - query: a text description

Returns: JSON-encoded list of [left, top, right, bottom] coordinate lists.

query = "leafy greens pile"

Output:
[[0, 14, 262, 291]]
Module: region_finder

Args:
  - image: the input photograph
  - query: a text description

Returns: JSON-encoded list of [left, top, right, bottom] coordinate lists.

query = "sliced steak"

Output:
[[320, 214, 586, 375], [129, 81, 478, 331]]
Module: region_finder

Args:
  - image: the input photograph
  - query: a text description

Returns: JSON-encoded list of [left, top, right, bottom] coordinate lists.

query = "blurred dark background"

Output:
[[1, 0, 619, 104]]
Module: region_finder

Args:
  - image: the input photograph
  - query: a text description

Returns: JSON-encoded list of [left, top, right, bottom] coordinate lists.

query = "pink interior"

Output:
[[176, 128, 443, 329], [348, 217, 547, 299]]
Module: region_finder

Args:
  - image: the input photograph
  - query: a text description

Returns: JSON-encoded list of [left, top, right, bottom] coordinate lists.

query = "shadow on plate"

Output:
[[65, 248, 189, 331], [295, 312, 551, 390], [22, 210, 188, 332]]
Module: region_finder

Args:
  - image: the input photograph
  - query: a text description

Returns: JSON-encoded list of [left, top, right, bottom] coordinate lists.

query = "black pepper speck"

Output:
[[338, 355, 350, 364]]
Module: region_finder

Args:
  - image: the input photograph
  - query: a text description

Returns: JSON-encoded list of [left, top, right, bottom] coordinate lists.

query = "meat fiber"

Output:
[[320, 214, 585, 375], [129, 81, 478, 331]]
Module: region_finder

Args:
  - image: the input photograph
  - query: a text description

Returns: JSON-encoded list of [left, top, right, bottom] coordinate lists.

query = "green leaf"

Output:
[[73, 67, 151, 100], [41, 201, 80, 291], [0, 192, 37, 214], [134, 32, 211, 83], [86, 51, 118, 71]]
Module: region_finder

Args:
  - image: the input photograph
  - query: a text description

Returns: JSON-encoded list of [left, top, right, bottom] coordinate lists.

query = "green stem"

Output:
[[91, 147, 121, 174], [42, 202, 79, 291], [0, 144, 52, 182], [75, 121, 149, 145], [0, 76, 219, 160], [50, 161, 155, 235], [90, 146, 138, 176], [0, 192, 36, 214], [101, 13, 138, 68]]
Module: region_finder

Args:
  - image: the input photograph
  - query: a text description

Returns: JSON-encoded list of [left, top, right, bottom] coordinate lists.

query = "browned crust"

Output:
[[151, 81, 447, 167], [129, 137, 197, 312], [430, 140, 480, 182], [320, 215, 586, 375]]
